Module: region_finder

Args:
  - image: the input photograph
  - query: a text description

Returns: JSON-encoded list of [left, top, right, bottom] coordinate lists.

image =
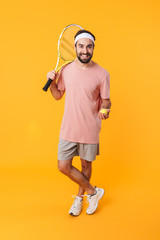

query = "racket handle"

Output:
[[42, 78, 53, 91]]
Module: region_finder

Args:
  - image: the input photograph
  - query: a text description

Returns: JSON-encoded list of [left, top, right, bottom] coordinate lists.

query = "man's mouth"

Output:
[[80, 54, 90, 58], [77, 52, 92, 63]]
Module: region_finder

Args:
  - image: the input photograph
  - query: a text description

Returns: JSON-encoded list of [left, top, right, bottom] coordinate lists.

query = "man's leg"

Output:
[[77, 159, 92, 197], [58, 159, 95, 195]]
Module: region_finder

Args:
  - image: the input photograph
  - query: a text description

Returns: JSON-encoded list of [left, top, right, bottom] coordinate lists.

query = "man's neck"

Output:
[[75, 59, 95, 69]]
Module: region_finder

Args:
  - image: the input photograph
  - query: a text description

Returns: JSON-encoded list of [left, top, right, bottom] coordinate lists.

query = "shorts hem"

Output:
[[58, 154, 79, 161]]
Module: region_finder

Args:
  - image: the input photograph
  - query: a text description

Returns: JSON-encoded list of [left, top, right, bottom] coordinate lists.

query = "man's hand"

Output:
[[98, 109, 110, 120], [47, 70, 59, 83], [98, 98, 111, 120]]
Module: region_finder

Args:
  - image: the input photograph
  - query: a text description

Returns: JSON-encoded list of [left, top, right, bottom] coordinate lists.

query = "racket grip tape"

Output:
[[42, 78, 53, 91]]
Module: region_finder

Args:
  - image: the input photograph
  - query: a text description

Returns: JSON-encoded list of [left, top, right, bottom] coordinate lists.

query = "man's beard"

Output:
[[76, 53, 93, 64]]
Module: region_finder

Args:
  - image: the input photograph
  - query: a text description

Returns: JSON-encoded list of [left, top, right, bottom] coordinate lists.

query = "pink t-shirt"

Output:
[[57, 61, 110, 144]]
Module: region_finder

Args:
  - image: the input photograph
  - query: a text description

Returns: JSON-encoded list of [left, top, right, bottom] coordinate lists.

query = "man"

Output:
[[47, 29, 111, 216]]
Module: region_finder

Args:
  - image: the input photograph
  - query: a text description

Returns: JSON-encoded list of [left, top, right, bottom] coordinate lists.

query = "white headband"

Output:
[[75, 33, 95, 45]]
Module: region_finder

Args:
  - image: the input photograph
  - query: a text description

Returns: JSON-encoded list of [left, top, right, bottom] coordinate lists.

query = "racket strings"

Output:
[[59, 39, 75, 60], [62, 37, 74, 49], [60, 42, 75, 59]]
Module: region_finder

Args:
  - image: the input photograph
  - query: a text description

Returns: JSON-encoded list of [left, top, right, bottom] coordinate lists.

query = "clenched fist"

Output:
[[47, 70, 59, 82]]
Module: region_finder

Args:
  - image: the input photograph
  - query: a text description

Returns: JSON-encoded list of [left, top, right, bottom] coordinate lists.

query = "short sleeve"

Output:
[[100, 73, 110, 99], [57, 69, 65, 91]]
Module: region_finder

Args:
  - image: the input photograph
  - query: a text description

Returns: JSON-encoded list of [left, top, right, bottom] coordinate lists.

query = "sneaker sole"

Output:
[[69, 212, 81, 217], [69, 208, 82, 216]]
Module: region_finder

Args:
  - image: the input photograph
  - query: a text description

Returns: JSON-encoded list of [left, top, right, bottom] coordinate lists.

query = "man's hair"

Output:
[[74, 29, 96, 46]]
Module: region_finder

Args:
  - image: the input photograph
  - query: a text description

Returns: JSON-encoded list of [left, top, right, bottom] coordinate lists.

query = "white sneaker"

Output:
[[69, 196, 83, 216], [86, 187, 105, 215]]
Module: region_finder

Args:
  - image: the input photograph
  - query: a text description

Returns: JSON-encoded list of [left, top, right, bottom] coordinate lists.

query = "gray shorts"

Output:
[[58, 138, 99, 162]]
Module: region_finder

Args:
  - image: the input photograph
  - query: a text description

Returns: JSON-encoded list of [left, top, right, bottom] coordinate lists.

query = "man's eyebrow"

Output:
[[78, 44, 93, 47], [78, 44, 84, 46]]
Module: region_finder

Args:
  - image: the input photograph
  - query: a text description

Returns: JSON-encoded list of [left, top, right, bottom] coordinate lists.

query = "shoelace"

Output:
[[71, 195, 83, 207], [72, 195, 79, 199], [72, 195, 89, 205]]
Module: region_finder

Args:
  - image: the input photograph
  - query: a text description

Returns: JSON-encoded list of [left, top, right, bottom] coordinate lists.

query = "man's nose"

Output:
[[83, 47, 88, 53]]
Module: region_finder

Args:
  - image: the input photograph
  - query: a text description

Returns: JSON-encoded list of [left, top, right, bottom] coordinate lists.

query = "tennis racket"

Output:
[[42, 24, 84, 91]]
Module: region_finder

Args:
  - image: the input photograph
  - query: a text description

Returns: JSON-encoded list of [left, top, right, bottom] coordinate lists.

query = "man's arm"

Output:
[[101, 98, 111, 110], [47, 70, 65, 100], [98, 98, 111, 120], [50, 80, 65, 100]]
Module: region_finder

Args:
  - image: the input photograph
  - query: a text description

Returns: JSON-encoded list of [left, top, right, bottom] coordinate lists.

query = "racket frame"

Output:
[[42, 24, 83, 91]]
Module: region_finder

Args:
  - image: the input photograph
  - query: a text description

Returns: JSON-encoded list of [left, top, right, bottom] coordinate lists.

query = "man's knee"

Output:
[[58, 160, 72, 175]]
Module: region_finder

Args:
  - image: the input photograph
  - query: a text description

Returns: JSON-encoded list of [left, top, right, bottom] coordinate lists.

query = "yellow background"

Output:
[[0, 0, 160, 239]]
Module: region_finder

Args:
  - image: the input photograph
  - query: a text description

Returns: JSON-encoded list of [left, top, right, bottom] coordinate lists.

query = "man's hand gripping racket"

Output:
[[43, 24, 83, 92]]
